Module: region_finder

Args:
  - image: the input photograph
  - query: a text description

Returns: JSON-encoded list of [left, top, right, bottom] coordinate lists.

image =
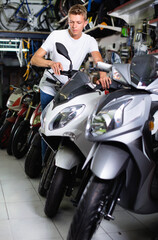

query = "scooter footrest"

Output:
[[104, 214, 115, 221]]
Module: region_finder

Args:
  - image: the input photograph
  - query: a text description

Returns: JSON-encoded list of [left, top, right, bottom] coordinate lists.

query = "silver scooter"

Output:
[[38, 42, 105, 218], [67, 54, 158, 240]]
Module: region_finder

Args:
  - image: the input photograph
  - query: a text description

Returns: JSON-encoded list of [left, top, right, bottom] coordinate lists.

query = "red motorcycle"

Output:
[[0, 85, 31, 149], [11, 85, 40, 159]]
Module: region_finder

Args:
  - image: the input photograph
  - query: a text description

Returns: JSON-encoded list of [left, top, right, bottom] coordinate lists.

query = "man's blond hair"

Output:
[[68, 4, 87, 21]]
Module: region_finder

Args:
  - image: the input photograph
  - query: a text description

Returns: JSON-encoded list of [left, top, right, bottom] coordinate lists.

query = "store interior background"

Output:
[[0, 2, 158, 240], [0, 0, 156, 110]]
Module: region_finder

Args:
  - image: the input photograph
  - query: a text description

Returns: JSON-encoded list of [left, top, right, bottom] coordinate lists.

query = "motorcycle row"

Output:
[[1, 43, 158, 240]]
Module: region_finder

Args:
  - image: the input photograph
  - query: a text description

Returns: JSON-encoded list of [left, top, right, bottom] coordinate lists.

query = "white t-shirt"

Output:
[[39, 29, 99, 96]]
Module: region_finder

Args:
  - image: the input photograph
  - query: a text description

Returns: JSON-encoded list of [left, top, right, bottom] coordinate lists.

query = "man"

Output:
[[31, 4, 111, 110], [31, 4, 111, 159]]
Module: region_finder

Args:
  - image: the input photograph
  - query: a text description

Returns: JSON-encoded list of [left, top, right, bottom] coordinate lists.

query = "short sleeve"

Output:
[[88, 35, 99, 53], [41, 31, 56, 52]]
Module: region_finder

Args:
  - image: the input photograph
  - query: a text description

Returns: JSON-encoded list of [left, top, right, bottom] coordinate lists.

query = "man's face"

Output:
[[68, 14, 87, 39]]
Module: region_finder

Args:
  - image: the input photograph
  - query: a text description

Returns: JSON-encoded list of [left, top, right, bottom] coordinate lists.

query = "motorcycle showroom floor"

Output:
[[0, 149, 158, 240]]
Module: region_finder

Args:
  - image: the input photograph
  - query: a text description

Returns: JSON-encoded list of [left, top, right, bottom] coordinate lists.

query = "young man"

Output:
[[31, 4, 111, 110], [31, 4, 111, 159]]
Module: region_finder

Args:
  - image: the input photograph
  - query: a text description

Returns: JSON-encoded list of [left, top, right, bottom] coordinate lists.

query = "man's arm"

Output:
[[31, 48, 63, 75], [91, 51, 111, 89]]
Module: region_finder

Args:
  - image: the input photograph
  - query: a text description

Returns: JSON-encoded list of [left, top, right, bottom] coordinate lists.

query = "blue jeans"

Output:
[[40, 89, 54, 111], [40, 90, 54, 162]]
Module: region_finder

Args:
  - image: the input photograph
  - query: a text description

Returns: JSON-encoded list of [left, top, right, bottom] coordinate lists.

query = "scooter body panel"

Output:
[[89, 142, 158, 214], [55, 145, 81, 169], [90, 144, 129, 179], [41, 90, 104, 157]]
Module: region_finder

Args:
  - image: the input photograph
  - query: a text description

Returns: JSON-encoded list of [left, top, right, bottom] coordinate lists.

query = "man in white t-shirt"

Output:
[[31, 4, 111, 159], [31, 4, 111, 109]]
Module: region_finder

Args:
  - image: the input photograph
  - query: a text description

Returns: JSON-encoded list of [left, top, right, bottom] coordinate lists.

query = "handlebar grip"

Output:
[[94, 83, 104, 91], [60, 70, 77, 77]]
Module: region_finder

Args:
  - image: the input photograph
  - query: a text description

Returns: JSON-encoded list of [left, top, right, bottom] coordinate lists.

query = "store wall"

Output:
[[98, 33, 127, 51]]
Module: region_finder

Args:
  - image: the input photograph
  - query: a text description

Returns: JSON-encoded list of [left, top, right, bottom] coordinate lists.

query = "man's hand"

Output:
[[49, 61, 63, 75], [96, 72, 112, 89]]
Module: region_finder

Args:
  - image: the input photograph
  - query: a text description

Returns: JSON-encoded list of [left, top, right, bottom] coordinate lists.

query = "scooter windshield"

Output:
[[130, 54, 158, 88], [54, 71, 94, 106]]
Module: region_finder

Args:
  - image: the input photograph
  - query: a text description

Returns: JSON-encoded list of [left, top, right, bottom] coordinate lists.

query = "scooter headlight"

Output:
[[41, 102, 51, 128], [30, 114, 41, 126], [49, 104, 85, 130], [87, 100, 130, 136], [30, 105, 42, 126]]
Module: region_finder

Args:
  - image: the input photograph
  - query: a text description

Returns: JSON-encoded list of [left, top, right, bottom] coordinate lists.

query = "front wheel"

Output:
[[44, 167, 70, 218], [0, 109, 12, 128], [67, 176, 110, 240], [7, 116, 24, 155], [12, 120, 30, 159], [38, 149, 55, 197], [24, 132, 42, 178], [0, 120, 13, 148]]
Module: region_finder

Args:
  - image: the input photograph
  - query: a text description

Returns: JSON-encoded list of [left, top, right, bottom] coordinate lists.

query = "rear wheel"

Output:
[[24, 132, 42, 178], [67, 176, 111, 240], [0, 2, 27, 30], [44, 167, 70, 218]]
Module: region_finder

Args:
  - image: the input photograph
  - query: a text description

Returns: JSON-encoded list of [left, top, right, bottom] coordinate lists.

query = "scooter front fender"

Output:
[[91, 144, 130, 179], [55, 145, 81, 170]]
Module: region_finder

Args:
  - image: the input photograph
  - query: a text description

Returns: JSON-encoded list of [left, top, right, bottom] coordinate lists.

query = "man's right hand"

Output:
[[49, 61, 63, 75]]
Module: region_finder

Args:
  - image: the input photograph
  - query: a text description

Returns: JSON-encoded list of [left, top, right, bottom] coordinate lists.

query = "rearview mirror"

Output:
[[55, 42, 72, 71], [56, 42, 70, 61]]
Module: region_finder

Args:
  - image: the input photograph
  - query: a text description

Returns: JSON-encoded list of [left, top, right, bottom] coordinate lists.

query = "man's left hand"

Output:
[[96, 72, 112, 89]]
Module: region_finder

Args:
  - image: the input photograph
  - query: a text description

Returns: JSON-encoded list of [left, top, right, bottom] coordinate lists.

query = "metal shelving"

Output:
[[0, 30, 49, 40], [0, 39, 29, 52]]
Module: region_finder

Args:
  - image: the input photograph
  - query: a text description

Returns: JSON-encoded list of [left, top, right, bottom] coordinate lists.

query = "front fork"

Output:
[[54, 140, 85, 197], [72, 162, 92, 206], [104, 173, 125, 220]]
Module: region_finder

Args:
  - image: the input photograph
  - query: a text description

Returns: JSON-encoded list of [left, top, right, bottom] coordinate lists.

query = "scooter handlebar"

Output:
[[60, 70, 78, 78], [94, 83, 104, 91]]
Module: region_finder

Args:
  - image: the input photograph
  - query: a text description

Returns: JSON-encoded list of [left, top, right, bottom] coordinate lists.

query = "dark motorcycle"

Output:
[[12, 85, 40, 159]]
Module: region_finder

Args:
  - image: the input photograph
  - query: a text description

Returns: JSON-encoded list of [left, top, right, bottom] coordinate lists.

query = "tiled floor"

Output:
[[0, 149, 158, 240]]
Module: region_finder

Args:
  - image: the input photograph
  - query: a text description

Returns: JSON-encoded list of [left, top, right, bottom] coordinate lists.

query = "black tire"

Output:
[[38, 150, 56, 197], [0, 2, 27, 31], [24, 132, 42, 178], [38, 6, 58, 31], [26, 128, 36, 147], [44, 167, 70, 218], [7, 116, 24, 155], [0, 120, 14, 148], [0, 109, 11, 128], [67, 176, 110, 240], [12, 120, 30, 159]]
